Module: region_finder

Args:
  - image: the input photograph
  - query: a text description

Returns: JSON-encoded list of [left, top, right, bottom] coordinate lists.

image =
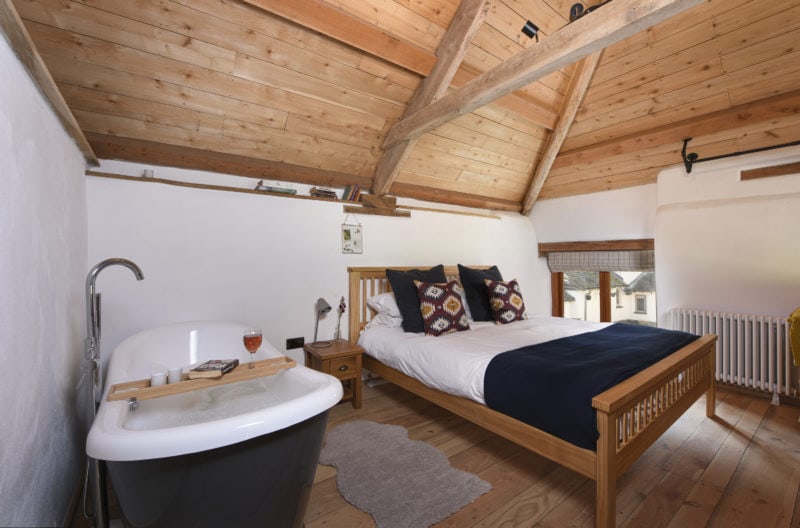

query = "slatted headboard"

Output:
[[346, 266, 488, 343]]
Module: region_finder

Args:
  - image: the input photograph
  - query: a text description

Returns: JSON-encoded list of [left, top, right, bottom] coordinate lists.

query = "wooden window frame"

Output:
[[539, 239, 654, 323]]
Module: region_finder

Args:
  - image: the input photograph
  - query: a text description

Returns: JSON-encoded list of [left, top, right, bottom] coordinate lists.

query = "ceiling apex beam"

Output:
[[382, 0, 704, 150], [371, 0, 490, 196], [521, 51, 601, 215]]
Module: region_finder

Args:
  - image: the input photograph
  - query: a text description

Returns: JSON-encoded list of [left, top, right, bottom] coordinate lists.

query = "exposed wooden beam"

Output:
[[382, 0, 704, 149], [372, 0, 489, 196], [243, 0, 558, 130], [554, 89, 800, 170], [86, 133, 372, 188], [0, 0, 97, 165], [521, 51, 601, 215], [390, 182, 520, 212]]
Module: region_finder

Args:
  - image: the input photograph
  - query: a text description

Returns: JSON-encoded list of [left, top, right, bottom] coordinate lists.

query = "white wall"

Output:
[[529, 184, 657, 242], [87, 161, 549, 367], [656, 147, 800, 327], [0, 39, 87, 526]]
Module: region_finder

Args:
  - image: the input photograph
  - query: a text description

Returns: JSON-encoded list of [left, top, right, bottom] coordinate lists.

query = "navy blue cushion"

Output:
[[457, 265, 503, 321], [386, 265, 447, 333]]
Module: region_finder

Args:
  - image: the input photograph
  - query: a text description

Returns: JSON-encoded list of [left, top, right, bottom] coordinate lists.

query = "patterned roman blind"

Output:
[[546, 250, 655, 272]]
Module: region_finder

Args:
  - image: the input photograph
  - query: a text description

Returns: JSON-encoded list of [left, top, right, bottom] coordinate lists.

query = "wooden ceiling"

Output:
[[7, 0, 800, 212]]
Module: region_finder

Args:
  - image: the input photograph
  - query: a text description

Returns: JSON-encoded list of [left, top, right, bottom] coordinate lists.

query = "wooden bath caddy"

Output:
[[107, 356, 297, 402]]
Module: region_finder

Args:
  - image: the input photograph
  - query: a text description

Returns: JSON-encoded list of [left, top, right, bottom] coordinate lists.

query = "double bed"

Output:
[[347, 265, 717, 528]]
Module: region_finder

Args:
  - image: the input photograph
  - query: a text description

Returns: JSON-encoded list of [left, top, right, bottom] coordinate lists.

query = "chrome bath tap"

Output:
[[83, 257, 144, 528]]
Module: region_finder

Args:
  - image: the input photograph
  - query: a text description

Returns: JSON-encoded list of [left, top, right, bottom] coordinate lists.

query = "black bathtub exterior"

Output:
[[107, 411, 329, 528]]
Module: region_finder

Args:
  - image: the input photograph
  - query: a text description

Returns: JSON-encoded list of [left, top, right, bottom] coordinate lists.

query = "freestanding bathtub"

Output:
[[87, 321, 343, 528]]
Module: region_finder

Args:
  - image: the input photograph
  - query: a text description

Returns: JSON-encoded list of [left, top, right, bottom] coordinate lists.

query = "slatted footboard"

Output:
[[592, 334, 716, 527]]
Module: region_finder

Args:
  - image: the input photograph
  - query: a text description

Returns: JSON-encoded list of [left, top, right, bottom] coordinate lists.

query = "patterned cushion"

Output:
[[484, 279, 526, 324], [413, 280, 470, 336]]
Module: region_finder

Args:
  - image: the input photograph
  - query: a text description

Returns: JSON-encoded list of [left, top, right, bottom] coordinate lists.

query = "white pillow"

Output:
[[365, 313, 403, 329], [366, 292, 402, 318]]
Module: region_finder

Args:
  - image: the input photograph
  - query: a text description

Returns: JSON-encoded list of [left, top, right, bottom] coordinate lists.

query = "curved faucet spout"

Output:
[[85, 258, 144, 360]]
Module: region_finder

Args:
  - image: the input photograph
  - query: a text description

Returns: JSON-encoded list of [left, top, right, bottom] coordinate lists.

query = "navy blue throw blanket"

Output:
[[483, 323, 698, 451]]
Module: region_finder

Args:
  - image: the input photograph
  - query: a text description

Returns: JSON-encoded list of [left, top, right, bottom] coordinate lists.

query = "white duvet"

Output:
[[357, 315, 610, 404]]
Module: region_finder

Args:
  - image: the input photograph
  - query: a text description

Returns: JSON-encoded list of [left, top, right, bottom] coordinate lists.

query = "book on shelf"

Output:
[[188, 359, 240, 379], [310, 187, 338, 199], [254, 180, 297, 195], [346, 184, 361, 202]]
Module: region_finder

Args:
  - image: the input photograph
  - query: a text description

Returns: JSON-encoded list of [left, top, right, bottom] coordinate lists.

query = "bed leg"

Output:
[[706, 351, 716, 418], [706, 380, 716, 418], [596, 412, 616, 528]]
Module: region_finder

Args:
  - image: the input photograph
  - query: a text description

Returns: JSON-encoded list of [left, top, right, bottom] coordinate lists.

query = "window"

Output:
[[540, 240, 655, 324], [635, 294, 647, 314]]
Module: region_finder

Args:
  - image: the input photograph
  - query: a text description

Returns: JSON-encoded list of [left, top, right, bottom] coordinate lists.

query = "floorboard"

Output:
[[309, 384, 800, 528], [68, 383, 800, 528]]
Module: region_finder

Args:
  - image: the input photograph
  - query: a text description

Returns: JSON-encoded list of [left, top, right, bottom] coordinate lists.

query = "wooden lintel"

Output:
[[372, 0, 489, 196], [390, 182, 520, 212], [521, 51, 601, 215], [741, 161, 800, 181], [538, 239, 655, 258], [0, 0, 97, 165], [343, 205, 410, 217], [382, 0, 703, 149], [555, 89, 800, 170]]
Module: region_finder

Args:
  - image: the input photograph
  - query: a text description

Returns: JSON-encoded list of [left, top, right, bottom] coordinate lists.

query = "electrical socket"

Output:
[[286, 337, 305, 350]]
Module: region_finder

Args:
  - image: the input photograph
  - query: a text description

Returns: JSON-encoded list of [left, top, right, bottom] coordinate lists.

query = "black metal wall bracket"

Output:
[[681, 137, 800, 174]]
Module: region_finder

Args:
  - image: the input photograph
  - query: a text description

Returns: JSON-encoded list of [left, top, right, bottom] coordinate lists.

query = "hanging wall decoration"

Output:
[[342, 215, 363, 254]]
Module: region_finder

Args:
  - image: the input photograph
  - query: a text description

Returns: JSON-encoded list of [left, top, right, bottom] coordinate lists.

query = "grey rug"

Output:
[[319, 420, 491, 528]]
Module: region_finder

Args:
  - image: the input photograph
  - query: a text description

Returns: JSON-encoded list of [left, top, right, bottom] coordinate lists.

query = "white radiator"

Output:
[[671, 308, 796, 397]]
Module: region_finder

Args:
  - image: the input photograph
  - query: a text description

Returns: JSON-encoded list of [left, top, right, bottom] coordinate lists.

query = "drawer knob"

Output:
[[338, 365, 348, 372]]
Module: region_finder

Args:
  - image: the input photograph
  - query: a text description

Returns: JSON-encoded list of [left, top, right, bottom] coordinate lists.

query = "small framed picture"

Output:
[[342, 224, 363, 254]]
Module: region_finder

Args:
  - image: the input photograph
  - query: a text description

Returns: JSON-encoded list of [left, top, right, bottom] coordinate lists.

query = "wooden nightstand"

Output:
[[303, 340, 364, 409]]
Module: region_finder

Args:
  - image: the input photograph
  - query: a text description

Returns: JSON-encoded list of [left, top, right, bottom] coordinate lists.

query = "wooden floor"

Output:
[[306, 383, 800, 528]]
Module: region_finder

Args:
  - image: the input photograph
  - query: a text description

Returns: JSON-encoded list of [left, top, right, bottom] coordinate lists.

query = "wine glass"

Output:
[[243, 328, 262, 369]]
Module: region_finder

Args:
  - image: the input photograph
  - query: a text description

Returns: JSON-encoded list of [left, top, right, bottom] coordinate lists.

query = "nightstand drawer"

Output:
[[329, 356, 358, 378]]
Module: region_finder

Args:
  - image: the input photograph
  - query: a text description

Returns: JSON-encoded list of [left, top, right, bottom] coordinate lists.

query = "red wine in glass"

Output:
[[243, 329, 262, 369]]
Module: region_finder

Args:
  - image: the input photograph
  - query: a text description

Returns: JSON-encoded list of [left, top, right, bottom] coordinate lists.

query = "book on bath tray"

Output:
[[188, 359, 240, 380]]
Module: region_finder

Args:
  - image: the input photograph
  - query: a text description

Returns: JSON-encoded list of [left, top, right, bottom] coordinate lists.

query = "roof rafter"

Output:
[[241, 0, 558, 130], [554, 89, 800, 170], [382, 0, 704, 150], [521, 51, 601, 215], [371, 0, 490, 196]]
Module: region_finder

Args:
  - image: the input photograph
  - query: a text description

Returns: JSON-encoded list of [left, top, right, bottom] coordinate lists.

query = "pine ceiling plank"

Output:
[[0, 0, 97, 163], [382, 0, 705, 149], [567, 48, 800, 151], [239, 0, 437, 74], [248, 0, 557, 130], [522, 51, 601, 215], [554, 89, 800, 171], [86, 132, 373, 188], [371, 0, 489, 195], [17, 0, 238, 73], [75, 109, 378, 175], [539, 168, 659, 200]]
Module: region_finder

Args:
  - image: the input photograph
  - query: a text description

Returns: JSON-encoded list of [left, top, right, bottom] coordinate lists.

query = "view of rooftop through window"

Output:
[[563, 271, 656, 326]]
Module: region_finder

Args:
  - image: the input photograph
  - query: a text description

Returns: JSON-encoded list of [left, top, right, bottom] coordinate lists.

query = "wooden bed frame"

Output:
[[347, 266, 717, 528]]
